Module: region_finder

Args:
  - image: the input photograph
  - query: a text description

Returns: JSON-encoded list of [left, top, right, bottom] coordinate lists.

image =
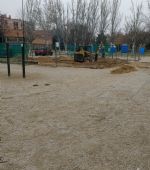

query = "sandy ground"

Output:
[[1, 63, 150, 170]]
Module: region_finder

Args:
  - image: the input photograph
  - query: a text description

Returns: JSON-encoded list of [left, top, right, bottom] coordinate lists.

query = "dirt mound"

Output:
[[31, 56, 54, 64], [111, 65, 137, 74], [58, 56, 73, 61], [97, 58, 126, 68], [73, 58, 126, 69], [29, 56, 73, 64], [130, 62, 150, 69], [80, 58, 126, 66], [56, 56, 74, 64], [28, 56, 127, 69]]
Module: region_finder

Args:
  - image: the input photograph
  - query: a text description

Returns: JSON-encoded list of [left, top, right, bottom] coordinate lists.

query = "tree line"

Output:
[[23, 0, 122, 45], [1, 0, 150, 50]]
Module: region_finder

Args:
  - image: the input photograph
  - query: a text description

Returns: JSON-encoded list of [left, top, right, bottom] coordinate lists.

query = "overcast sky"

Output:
[[0, 0, 148, 19]]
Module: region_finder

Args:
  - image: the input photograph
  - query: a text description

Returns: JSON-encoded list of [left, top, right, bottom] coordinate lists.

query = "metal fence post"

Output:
[[6, 43, 10, 77], [22, 42, 26, 78]]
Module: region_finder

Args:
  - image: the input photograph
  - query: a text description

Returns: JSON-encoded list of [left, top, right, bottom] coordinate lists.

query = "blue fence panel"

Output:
[[139, 47, 145, 55], [121, 44, 129, 53], [110, 46, 117, 54]]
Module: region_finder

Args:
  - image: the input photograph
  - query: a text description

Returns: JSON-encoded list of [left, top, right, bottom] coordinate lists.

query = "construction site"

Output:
[[1, 15, 150, 170], [1, 0, 150, 169]]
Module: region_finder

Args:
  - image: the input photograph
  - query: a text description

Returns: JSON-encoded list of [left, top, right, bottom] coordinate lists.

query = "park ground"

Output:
[[1, 58, 150, 170]]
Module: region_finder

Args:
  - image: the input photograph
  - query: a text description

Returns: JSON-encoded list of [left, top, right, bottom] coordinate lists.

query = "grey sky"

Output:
[[0, 0, 148, 19]]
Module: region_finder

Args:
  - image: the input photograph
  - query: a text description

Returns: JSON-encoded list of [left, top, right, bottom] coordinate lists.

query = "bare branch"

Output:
[[125, 0, 144, 48], [110, 0, 122, 42]]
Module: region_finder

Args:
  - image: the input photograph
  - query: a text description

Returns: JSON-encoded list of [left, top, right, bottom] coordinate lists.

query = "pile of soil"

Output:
[[111, 65, 137, 74], [58, 56, 73, 61], [97, 58, 126, 68], [72, 58, 126, 69], [28, 56, 53, 64], [130, 62, 150, 69], [56, 56, 74, 64], [28, 56, 127, 69]]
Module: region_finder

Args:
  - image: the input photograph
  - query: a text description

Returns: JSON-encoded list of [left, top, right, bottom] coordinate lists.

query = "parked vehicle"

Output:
[[35, 48, 53, 56]]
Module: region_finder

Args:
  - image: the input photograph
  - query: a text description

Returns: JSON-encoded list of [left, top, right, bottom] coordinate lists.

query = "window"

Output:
[[14, 22, 18, 30], [5, 20, 8, 26]]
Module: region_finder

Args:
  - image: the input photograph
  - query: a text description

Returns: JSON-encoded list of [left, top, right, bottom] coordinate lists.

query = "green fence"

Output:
[[67, 44, 111, 56], [67, 44, 98, 53], [0, 43, 30, 58], [0, 43, 6, 57]]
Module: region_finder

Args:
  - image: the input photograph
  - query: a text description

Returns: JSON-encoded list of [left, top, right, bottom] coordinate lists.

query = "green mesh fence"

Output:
[[0, 43, 6, 57], [0, 43, 30, 58], [67, 44, 111, 56]]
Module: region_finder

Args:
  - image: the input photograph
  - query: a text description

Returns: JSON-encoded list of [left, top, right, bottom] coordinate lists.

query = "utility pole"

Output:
[[22, 0, 26, 78]]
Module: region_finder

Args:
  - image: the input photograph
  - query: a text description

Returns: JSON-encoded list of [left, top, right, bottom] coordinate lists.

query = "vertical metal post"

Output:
[[22, 0, 26, 78], [22, 41, 25, 78], [127, 53, 129, 64], [6, 43, 10, 76], [55, 45, 57, 67]]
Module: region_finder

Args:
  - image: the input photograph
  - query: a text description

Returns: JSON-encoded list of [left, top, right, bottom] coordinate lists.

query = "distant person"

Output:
[[95, 45, 99, 62], [100, 42, 105, 58]]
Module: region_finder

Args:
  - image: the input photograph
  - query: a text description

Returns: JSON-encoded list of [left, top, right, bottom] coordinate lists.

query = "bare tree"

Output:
[[67, 0, 101, 45], [144, 0, 150, 31], [41, 0, 66, 49], [68, 0, 88, 45], [22, 0, 109, 46], [98, 0, 110, 35], [144, 0, 150, 48], [23, 0, 41, 42], [41, 0, 55, 31], [110, 0, 122, 43], [55, 0, 66, 40], [86, 0, 99, 43], [125, 0, 143, 52], [20, 0, 135, 48]]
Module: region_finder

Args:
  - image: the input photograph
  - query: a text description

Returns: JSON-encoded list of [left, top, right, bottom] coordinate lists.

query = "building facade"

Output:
[[0, 14, 23, 43], [0, 14, 52, 49]]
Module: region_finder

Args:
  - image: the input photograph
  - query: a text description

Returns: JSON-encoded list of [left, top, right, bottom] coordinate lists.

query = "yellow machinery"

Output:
[[74, 46, 95, 62]]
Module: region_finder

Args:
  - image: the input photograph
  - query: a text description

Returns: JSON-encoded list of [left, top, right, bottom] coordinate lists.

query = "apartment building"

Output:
[[0, 14, 23, 43]]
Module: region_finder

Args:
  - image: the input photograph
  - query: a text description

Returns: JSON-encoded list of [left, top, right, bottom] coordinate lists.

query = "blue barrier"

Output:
[[139, 47, 145, 55], [121, 44, 128, 53], [110, 46, 117, 54]]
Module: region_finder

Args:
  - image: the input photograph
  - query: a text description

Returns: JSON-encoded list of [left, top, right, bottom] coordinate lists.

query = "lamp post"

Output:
[[22, 0, 26, 78]]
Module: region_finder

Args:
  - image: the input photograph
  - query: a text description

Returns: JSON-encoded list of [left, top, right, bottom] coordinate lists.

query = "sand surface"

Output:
[[1, 63, 150, 170]]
